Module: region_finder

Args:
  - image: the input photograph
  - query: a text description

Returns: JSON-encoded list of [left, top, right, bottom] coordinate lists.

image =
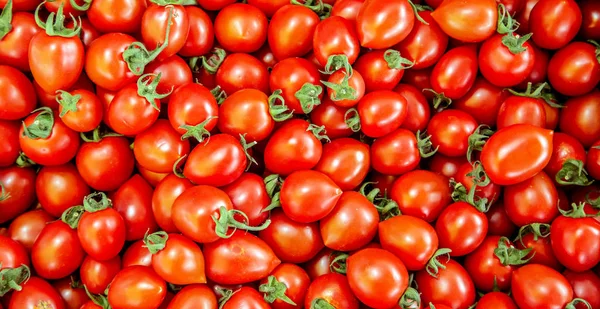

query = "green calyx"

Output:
[[80, 126, 123, 143], [211, 86, 227, 104], [426, 248, 452, 278], [15, 152, 36, 168], [0, 0, 13, 40], [560, 202, 597, 219], [467, 125, 494, 163], [502, 32, 533, 55], [311, 298, 335, 309], [21, 107, 55, 140], [179, 116, 217, 143], [344, 108, 361, 133], [217, 288, 235, 309], [291, 0, 331, 19], [409, 0, 429, 24], [123, 6, 174, 75], [556, 159, 594, 186], [359, 182, 381, 203], [259, 275, 297, 306], [189, 48, 227, 74], [496, 3, 519, 35], [0, 264, 30, 297], [136, 73, 171, 110], [494, 237, 533, 266], [143, 231, 169, 254], [295, 83, 323, 114], [61, 205, 85, 229], [321, 71, 357, 102], [83, 192, 112, 212], [590, 40, 600, 64], [307, 124, 331, 142], [268, 90, 294, 122], [34, 2, 80, 37], [566, 298, 593, 309], [399, 287, 421, 309], [150, 0, 185, 5], [375, 198, 401, 221], [172, 154, 187, 179], [322, 54, 353, 76], [69, 0, 91, 11], [84, 285, 111, 309], [516, 223, 551, 247], [0, 183, 10, 202], [416, 130, 439, 158], [56, 90, 81, 117], [329, 252, 348, 274], [384, 50, 414, 70], [212, 206, 272, 238], [239, 134, 258, 171], [262, 174, 283, 213], [423, 89, 452, 110]]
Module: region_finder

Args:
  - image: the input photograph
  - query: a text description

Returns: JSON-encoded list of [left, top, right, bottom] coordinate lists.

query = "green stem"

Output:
[[21, 107, 55, 139], [425, 248, 452, 278], [179, 116, 216, 143], [268, 90, 294, 121], [83, 192, 112, 212], [56, 90, 81, 117], [0, 0, 13, 40], [61, 205, 85, 229], [258, 276, 296, 305], [143, 231, 169, 254], [136, 73, 171, 110], [212, 206, 272, 238]]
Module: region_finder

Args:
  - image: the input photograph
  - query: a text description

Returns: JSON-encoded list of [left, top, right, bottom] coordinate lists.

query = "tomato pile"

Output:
[[2, 0, 600, 308]]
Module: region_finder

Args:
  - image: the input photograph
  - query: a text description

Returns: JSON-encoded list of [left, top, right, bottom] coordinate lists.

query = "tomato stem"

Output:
[[268, 90, 294, 122], [211, 86, 227, 104], [321, 71, 357, 102], [212, 206, 272, 238], [501, 32, 533, 55], [321, 54, 353, 76], [143, 231, 169, 254], [399, 287, 421, 309], [329, 252, 348, 274], [83, 192, 112, 212], [560, 202, 597, 218], [425, 248, 452, 278], [179, 116, 216, 142], [359, 182, 381, 203], [22, 107, 55, 140], [55, 90, 81, 117], [136, 73, 171, 110], [493, 237, 533, 266], [70, 0, 91, 11], [423, 89, 452, 110], [259, 275, 297, 305], [496, 3, 519, 35], [0, 183, 10, 202], [189, 47, 227, 74], [416, 130, 438, 158], [515, 223, 551, 247], [34, 2, 81, 37], [408, 0, 429, 24], [84, 285, 111, 309], [295, 83, 323, 114], [171, 154, 187, 178], [566, 298, 593, 309], [61, 205, 85, 229], [384, 49, 414, 70], [0, 0, 13, 40], [217, 288, 235, 309], [15, 152, 36, 168], [239, 134, 258, 170], [310, 298, 336, 309], [307, 124, 330, 142], [555, 159, 594, 186], [344, 108, 361, 133], [0, 265, 30, 297], [467, 125, 494, 163]]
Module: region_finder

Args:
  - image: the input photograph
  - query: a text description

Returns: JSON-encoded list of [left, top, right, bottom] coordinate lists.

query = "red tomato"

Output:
[[31, 221, 85, 280], [218, 89, 275, 143], [134, 119, 190, 174], [152, 173, 193, 233], [166, 284, 218, 309], [563, 270, 600, 309], [53, 277, 88, 309], [56, 89, 103, 133], [580, 0, 600, 40], [86, 0, 146, 33], [355, 90, 408, 138], [544, 133, 587, 185], [454, 162, 502, 204], [0, 11, 41, 72], [529, 0, 582, 50], [479, 34, 536, 87], [107, 77, 162, 136], [587, 140, 600, 180], [310, 98, 354, 140], [313, 16, 360, 70], [519, 44, 549, 88], [356, 0, 415, 49], [436, 202, 488, 257], [515, 225, 562, 270], [112, 175, 158, 241], [268, 5, 319, 61], [504, 171, 558, 226], [77, 198, 127, 261], [314, 138, 370, 191], [214, 3, 267, 53], [379, 215, 438, 271], [167, 82, 218, 137], [304, 273, 359, 309], [430, 45, 478, 100], [322, 69, 365, 108], [216, 53, 270, 95], [415, 257, 476, 309], [280, 170, 342, 223], [259, 264, 310, 309], [511, 264, 574, 309], [370, 128, 423, 175], [144, 55, 193, 102], [453, 78, 506, 127], [496, 92, 547, 130], [122, 240, 152, 268], [80, 255, 121, 294], [352, 50, 409, 92], [197, 0, 235, 11], [221, 287, 270, 309], [550, 206, 600, 272], [36, 164, 89, 218], [108, 265, 167, 309], [331, 0, 365, 22], [390, 170, 452, 222], [8, 209, 53, 251], [559, 91, 600, 148], [428, 153, 468, 179], [394, 84, 431, 132], [548, 42, 600, 97], [395, 10, 448, 70], [480, 124, 553, 185], [0, 235, 29, 268], [427, 109, 478, 157], [9, 277, 66, 309], [0, 121, 20, 167], [84, 33, 137, 91], [147, 233, 206, 285], [0, 166, 36, 224], [178, 6, 214, 57], [431, 0, 497, 42], [476, 292, 518, 309], [270, 57, 323, 115], [141, 4, 189, 61], [222, 173, 270, 227]]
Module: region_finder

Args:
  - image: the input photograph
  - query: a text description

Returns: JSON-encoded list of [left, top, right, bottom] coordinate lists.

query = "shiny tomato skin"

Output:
[[370, 128, 420, 175], [247, 0, 288, 17], [548, 42, 600, 97], [436, 202, 488, 257], [394, 84, 431, 132], [464, 236, 517, 292], [559, 91, 600, 148], [504, 171, 558, 226], [309, 98, 354, 140], [269, 57, 322, 115], [357, 90, 408, 138], [108, 265, 167, 309], [479, 34, 536, 87], [0, 65, 36, 120], [78, 207, 127, 261], [57, 89, 104, 133], [80, 255, 122, 295], [178, 6, 214, 57], [430, 45, 478, 99], [84, 33, 137, 91], [53, 277, 88, 309], [166, 284, 218, 309], [580, 0, 600, 40], [550, 215, 600, 272], [152, 174, 193, 233], [222, 173, 270, 227], [314, 138, 370, 191], [112, 175, 158, 241], [304, 273, 360, 309], [0, 235, 29, 268], [529, 0, 582, 50], [260, 264, 310, 309], [431, 0, 497, 42], [331, 0, 365, 22], [31, 221, 85, 280], [587, 140, 600, 180], [379, 215, 438, 271], [415, 258, 476, 309], [395, 10, 448, 69], [454, 78, 506, 127], [218, 89, 274, 143], [167, 82, 219, 135], [150, 233, 206, 285], [304, 248, 334, 280], [355, 0, 415, 49], [8, 209, 54, 252], [216, 53, 270, 95], [0, 166, 36, 224], [516, 231, 562, 270], [496, 95, 547, 130], [428, 153, 468, 179], [480, 124, 553, 186], [455, 162, 502, 204], [390, 170, 452, 222], [427, 109, 478, 157], [222, 287, 270, 309], [259, 209, 324, 263], [141, 4, 189, 61], [122, 240, 153, 268], [203, 232, 281, 285], [268, 5, 319, 61], [313, 16, 361, 67], [107, 82, 161, 136], [76, 136, 135, 192], [544, 132, 586, 181], [134, 119, 189, 174], [87, 0, 146, 34], [144, 55, 193, 102], [0, 12, 41, 72], [35, 164, 90, 218], [511, 264, 573, 309], [563, 270, 600, 309], [214, 3, 267, 53], [0, 121, 20, 167], [352, 50, 406, 92], [9, 277, 66, 309], [476, 292, 518, 309], [197, 0, 235, 11]]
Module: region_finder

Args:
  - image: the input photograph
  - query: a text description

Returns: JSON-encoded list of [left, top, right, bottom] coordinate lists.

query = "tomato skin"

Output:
[[216, 53, 270, 95], [580, 0, 600, 40], [356, 0, 414, 49], [0, 65, 36, 120], [428, 153, 467, 179], [464, 236, 517, 292], [430, 45, 478, 99], [455, 162, 502, 204], [258, 264, 310, 309], [427, 109, 478, 157], [431, 0, 497, 42], [304, 273, 360, 309], [0, 0, 38, 12], [347, 248, 409, 308], [481, 124, 553, 186], [141, 4, 189, 61], [53, 277, 88, 309], [559, 91, 600, 148], [222, 173, 270, 227], [35, 164, 90, 218], [357, 90, 408, 138], [587, 140, 600, 180], [544, 133, 586, 181], [167, 83, 218, 135], [453, 78, 505, 127], [0, 121, 20, 167], [548, 42, 600, 97], [112, 175, 158, 241], [222, 287, 270, 309], [331, 0, 364, 22], [108, 82, 161, 136], [247, 0, 288, 17], [87, 0, 146, 33], [436, 202, 488, 257], [166, 284, 218, 309], [394, 84, 431, 132], [280, 170, 343, 223], [496, 95, 546, 130], [529, 0, 582, 50], [214, 3, 267, 53], [144, 55, 193, 101], [84, 33, 137, 91], [78, 208, 127, 261], [479, 34, 536, 87], [511, 264, 573, 309], [197, 0, 235, 11], [108, 265, 167, 309], [9, 277, 66, 309], [151, 234, 207, 285], [151, 174, 193, 233], [550, 215, 600, 272], [0, 12, 40, 72], [57, 89, 103, 133], [268, 5, 319, 60], [313, 16, 361, 67], [379, 215, 438, 271], [122, 240, 153, 268], [76, 136, 135, 192], [370, 128, 419, 175], [134, 119, 190, 174], [304, 248, 334, 280], [0, 166, 36, 224], [504, 171, 558, 226], [415, 258, 476, 309], [309, 98, 354, 140], [314, 138, 370, 191], [80, 255, 122, 294], [476, 292, 518, 309], [218, 89, 274, 143], [516, 232, 562, 270], [0, 235, 29, 268], [204, 232, 281, 285], [390, 170, 452, 222], [179, 6, 214, 57], [395, 10, 448, 70], [352, 50, 406, 92], [563, 270, 600, 309], [269, 57, 322, 115], [8, 209, 54, 252], [31, 221, 85, 280]]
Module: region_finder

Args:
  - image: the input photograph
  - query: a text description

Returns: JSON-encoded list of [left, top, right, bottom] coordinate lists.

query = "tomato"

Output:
[[511, 264, 574, 309], [436, 202, 488, 257], [204, 232, 281, 285], [428, 153, 467, 179], [455, 162, 502, 204], [0, 10, 40, 72], [394, 84, 431, 132], [496, 91, 547, 130], [563, 270, 600, 309], [453, 78, 505, 127], [0, 0, 38, 12], [280, 170, 342, 223], [479, 34, 536, 88], [580, 0, 600, 40], [144, 55, 193, 101], [504, 171, 558, 226], [550, 205, 600, 272], [304, 273, 359, 309], [53, 277, 88, 309], [80, 255, 121, 294], [427, 109, 477, 157], [430, 45, 478, 100], [347, 248, 409, 308], [544, 133, 587, 184], [141, 4, 189, 61], [309, 98, 354, 140], [86, 0, 146, 33], [221, 287, 270, 309], [36, 164, 89, 218], [134, 119, 189, 174], [0, 121, 19, 167], [264, 119, 325, 176], [218, 89, 275, 143], [352, 50, 409, 92], [431, 0, 497, 42], [108, 265, 167, 309], [515, 225, 562, 270], [152, 174, 193, 233], [9, 277, 65, 309], [76, 135, 135, 192], [166, 284, 218, 309], [588, 140, 600, 180], [356, 0, 414, 49], [270, 57, 323, 115], [322, 69, 365, 108], [379, 215, 438, 271], [548, 42, 600, 97], [0, 65, 36, 120], [197, 0, 235, 11], [370, 129, 421, 175], [84, 33, 137, 91], [31, 221, 85, 279], [112, 175, 158, 241], [331, 0, 365, 22], [476, 292, 518, 309], [0, 235, 29, 269], [76, 197, 127, 261], [8, 209, 53, 251], [259, 263, 310, 309], [178, 6, 214, 57], [480, 124, 553, 186], [146, 233, 206, 285], [395, 10, 448, 70], [122, 240, 152, 268], [529, 0, 581, 50], [267, 5, 319, 61], [355, 90, 408, 138], [519, 44, 549, 88], [55, 89, 103, 133], [167, 82, 218, 137], [0, 166, 36, 224], [313, 138, 369, 191], [559, 91, 600, 148], [313, 16, 360, 70], [390, 170, 452, 222], [214, 3, 267, 53], [415, 257, 476, 309], [216, 53, 270, 95]]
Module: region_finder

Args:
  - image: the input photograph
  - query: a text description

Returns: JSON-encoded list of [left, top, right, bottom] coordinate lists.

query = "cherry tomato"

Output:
[[496, 92, 547, 130], [0, 166, 36, 224], [353, 50, 409, 92], [167, 82, 218, 136], [390, 170, 452, 222], [559, 91, 600, 148], [108, 265, 167, 309], [141, 4, 189, 61], [427, 109, 478, 157], [259, 263, 310, 309], [476, 292, 518, 309], [431, 0, 497, 42], [31, 221, 85, 280], [80, 255, 121, 294], [529, 0, 582, 50], [356, 90, 408, 138], [53, 277, 88, 309], [0, 11, 41, 72], [9, 277, 66, 309], [436, 202, 488, 257], [415, 257, 476, 309], [304, 273, 359, 309], [221, 287, 270, 309], [479, 33, 536, 88], [356, 0, 415, 49], [216, 53, 270, 95], [218, 89, 274, 143], [214, 3, 267, 53], [504, 171, 558, 226], [166, 284, 218, 309], [550, 207, 600, 272], [148, 233, 206, 285], [8, 209, 53, 251], [511, 264, 574, 309], [280, 170, 342, 223], [314, 138, 370, 191], [86, 0, 146, 34], [430, 45, 478, 100], [310, 98, 354, 140], [152, 173, 193, 233], [268, 5, 319, 61], [395, 10, 449, 70], [178, 6, 214, 57], [563, 270, 600, 309], [112, 174, 158, 241], [313, 16, 360, 69], [36, 164, 90, 217], [394, 84, 431, 132], [0, 235, 29, 268]]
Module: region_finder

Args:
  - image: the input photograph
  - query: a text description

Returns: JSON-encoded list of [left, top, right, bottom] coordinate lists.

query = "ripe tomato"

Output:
[[476, 292, 518, 309], [428, 153, 467, 179], [313, 16, 360, 70], [370, 128, 422, 175], [214, 3, 267, 53], [36, 164, 89, 218], [0, 235, 29, 268], [259, 263, 310, 309], [511, 264, 574, 309], [515, 225, 562, 270], [331, 0, 365, 22], [0, 65, 36, 121], [222, 173, 270, 227], [545, 132, 587, 184], [122, 240, 152, 268], [268, 5, 319, 61], [216, 53, 270, 95], [134, 119, 189, 174], [80, 255, 121, 294], [203, 232, 281, 285], [280, 170, 342, 223], [436, 202, 488, 257], [394, 84, 431, 132], [395, 10, 448, 70], [504, 171, 558, 226], [453, 78, 506, 127], [548, 42, 600, 97], [112, 175, 158, 241], [141, 4, 189, 61], [86, 0, 146, 33], [529, 0, 582, 50], [9, 277, 65, 309], [480, 124, 553, 185], [53, 277, 88, 309], [454, 162, 502, 204], [310, 98, 354, 140], [246, 0, 287, 17], [152, 174, 193, 233], [496, 90, 547, 130], [304, 273, 359, 309], [415, 257, 476, 309], [431, 0, 497, 42], [56, 89, 103, 133], [563, 270, 600, 309], [218, 89, 275, 143], [31, 221, 85, 279], [356, 0, 415, 49], [587, 140, 600, 180], [580, 0, 600, 40], [379, 215, 438, 271], [166, 284, 218, 309], [427, 109, 477, 157], [8, 209, 53, 251], [347, 248, 409, 308], [0, 121, 20, 167], [221, 287, 270, 309], [430, 45, 478, 100], [559, 91, 600, 148], [352, 50, 410, 92], [167, 82, 218, 137], [479, 33, 536, 88], [146, 233, 206, 285], [84, 33, 138, 91], [108, 265, 167, 309], [178, 6, 214, 57], [0, 166, 36, 224], [270, 58, 323, 115], [0, 11, 41, 72], [390, 170, 452, 222], [314, 138, 370, 191], [76, 197, 127, 261], [322, 69, 365, 108], [144, 55, 193, 101], [355, 90, 408, 138]]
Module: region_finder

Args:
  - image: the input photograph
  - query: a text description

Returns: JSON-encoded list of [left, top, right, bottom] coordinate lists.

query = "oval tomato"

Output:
[[504, 171, 558, 226], [0, 166, 36, 224], [0, 11, 41, 72], [379, 215, 438, 271], [108, 265, 167, 309], [80, 255, 121, 295], [548, 42, 600, 97], [141, 4, 189, 61], [430, 45, 478, 100], [511, 264, 574, 309], [112, 174, 158, 241], [304, 273, 359, 309], [431, 0, 497, 42], [214, 3, 267, 53], [390, 170, 452, 222], [395, 10, 449, 70], [268, 5, 319, 61], [529, 0, 581, 50], [313, 16, 360, 70], [166, 284, 218, 309], [559, 91, 600, 148], [415, 257, 476, 309], [314, 138, 370, 191], [146, 233, 206, 285], [436, 202, 488, 257], [218, 89, 275, 143], [427, 109, 477, 157], [216, 53, 270, 95], [152, 173, 193, 233], [31, 221, 85, 280], [355, 0, 415, 49], [9, 277, 65, 309], [355, 90, 408, 138], [36, 164, 90, 218], [479, 33, 536, 88], [8, 209, 53, 251]]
